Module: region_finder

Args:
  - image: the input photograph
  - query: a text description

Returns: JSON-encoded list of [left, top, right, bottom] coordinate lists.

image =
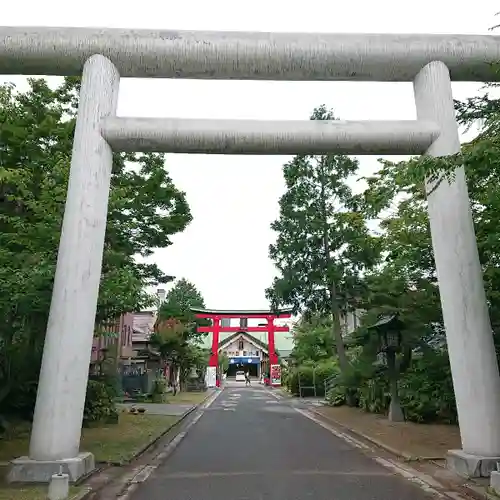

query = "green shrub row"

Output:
[[287, 348, 457, 424], [283, 361, 339, 397]]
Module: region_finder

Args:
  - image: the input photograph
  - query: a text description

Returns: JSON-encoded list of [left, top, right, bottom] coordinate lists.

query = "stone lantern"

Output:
[[369, 314, 405, 422]]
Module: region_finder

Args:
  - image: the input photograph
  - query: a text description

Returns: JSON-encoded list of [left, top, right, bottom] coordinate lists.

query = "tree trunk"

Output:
[[329, 280, 350, 372], [318, 162, 348, 371], [386, 350, 405, 422], [318, 163, 353, 404]]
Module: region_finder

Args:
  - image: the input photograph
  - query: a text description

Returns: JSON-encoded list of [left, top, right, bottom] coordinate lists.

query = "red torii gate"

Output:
[[191, 307, 293, 387]]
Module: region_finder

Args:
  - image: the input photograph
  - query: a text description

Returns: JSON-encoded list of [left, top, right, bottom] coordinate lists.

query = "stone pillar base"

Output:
[[7, 452, 95, 483], [490, 470, 500, 494], [447, 449, 500, 478]]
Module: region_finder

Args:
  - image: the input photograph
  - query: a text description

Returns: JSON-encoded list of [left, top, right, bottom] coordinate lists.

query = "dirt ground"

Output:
[[315, 405, 461, 459]]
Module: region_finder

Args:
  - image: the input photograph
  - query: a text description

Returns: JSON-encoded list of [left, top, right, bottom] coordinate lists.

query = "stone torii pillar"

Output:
[[9, 54, 119, 482], [414, 62, 500, 475]]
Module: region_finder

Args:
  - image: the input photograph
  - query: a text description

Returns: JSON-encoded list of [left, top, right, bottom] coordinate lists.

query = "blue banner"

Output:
[[229, 357, 260, 364]]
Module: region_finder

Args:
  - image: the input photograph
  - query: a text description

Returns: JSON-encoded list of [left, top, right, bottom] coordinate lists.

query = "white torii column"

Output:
[[414, 61, 500, 476], [9, 55, 120, 483]]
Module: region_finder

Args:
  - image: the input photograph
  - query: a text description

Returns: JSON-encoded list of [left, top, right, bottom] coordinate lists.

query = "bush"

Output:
[[287, 361, 339, 397], [324, 349, 458, 424], [399, 350, 457, 424], [356, 369, 389, 413], [280, 365, 289, 388], [83, 379, 118, 427], [325, 365, 363, 407]]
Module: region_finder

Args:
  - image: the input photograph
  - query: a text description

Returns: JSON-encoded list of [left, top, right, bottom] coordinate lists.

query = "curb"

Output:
[[270, 393, 488, 500], [72, 486, 93, 500], [266, 388, 480, 500], [111, 407, 193, 466], [111, 388, 223, 500], [109, 389, 217, 466], [310, 408, 497, 500], [78, 390, 217, 498], [310, 408, 444, 463]]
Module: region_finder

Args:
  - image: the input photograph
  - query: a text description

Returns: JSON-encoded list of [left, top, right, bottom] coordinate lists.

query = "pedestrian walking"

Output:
[[245, 372, 251, 386]]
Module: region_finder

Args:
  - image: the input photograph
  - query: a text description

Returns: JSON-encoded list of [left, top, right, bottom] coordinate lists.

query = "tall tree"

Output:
[[289, 315, 336, 366], [151, 279, 209, 387], [359, 88, 500, 344], [341, 89, 500, 420], [0, 78, 192, 418], [158, 278, 206, 322], [267, 105, 380, 374]]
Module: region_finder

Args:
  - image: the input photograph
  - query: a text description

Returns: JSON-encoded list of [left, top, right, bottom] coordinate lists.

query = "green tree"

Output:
[[151, 279, 209, 387], [267, 105, 381, 376], [157, 278, 208, 341], [158, 278, 205, 321], [357, 88, 500, 346], [0, 78, 192, 419], [339, 136, 449, 420], [337, 90, 500, 421], [289, 315, 336, 365]]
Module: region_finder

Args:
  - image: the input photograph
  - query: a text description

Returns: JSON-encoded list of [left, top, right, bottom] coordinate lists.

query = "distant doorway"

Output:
[[226, 361, 259, 378]]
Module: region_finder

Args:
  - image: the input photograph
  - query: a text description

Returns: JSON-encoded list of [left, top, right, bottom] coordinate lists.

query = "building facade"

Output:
[[218, 332, 269, 378]]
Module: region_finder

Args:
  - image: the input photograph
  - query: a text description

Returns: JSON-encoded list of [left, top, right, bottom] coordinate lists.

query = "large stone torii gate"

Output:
[[2, 27, 500, 481]]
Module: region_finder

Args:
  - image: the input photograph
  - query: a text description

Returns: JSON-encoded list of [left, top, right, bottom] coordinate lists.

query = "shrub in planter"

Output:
[[83, 379, 119, 427], [151, 378, 167, 403]]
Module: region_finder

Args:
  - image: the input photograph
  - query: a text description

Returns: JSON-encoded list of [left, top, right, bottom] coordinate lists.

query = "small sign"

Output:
[[205, 366, 217, 388], [271, 364, 281, 386]]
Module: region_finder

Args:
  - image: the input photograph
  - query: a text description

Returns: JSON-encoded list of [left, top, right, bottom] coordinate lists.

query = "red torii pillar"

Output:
[[208, 317, 220, 386], [266, 315, 279, 367]]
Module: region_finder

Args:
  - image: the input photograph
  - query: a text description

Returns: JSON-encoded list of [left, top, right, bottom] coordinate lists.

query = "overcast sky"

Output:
[[1, 0, 498, 313]]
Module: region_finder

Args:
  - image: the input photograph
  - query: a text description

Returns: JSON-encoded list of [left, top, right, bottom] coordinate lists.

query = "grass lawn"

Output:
[[0, 480, 84, 500], [167, 391, 210, 405], [0, 413, 180, 466]]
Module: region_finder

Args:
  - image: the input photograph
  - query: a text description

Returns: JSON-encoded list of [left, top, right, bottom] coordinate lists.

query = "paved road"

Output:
[[131, 384, 434, 500]]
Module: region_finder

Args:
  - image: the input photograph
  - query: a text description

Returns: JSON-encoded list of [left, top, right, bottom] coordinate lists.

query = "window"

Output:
[[243, 350, 247, 356], [255, 350, 259, 356], [238, 339, 244, 350]]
